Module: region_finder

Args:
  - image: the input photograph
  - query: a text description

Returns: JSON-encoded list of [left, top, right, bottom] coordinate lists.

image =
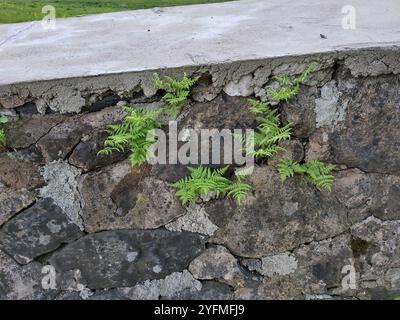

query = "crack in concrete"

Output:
[[0, 22, 36, 49]]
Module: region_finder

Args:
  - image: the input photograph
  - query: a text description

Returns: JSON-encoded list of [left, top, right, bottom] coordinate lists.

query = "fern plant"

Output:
[[171, 166, 251, 205], [0, 129, 6, 148], [154, 72, 199, 118], [278, 159, 336, 191], [98, 107, 161, 166], [247, 99, 292, 158], [268, 63, 316, 102], [0, 116, 8, 148]]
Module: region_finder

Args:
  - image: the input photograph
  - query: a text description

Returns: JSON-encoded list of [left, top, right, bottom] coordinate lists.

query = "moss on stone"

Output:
[[350, 236, 370, 258]]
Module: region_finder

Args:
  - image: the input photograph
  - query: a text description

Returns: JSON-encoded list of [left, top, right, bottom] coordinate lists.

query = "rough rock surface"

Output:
[[189, 245, 250, 288], [333, 169, 400, 224], [307, 74, 400, 174], [1, 55, 399, 300], [0, 250, 53, 300], [48, 230, 206, 289], [39, 160, 84, 230], [0, 187, 36, 227], [37, 106, 125, 162], [79, 162, 185, 232], [207, 166, 348, 257], [0, 198, 84, 264], [120, 270, 202, 300], [165, 204, 218, 236], [0, 154, 44, 190]]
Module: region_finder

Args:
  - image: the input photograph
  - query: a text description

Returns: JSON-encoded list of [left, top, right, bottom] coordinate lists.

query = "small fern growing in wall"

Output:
[[245, 63, 336, 192], [247, 99, 292, 158], [154, 72, 199, 118], [267, 63, 316, 102], [278, 159, 336, 191], [171, 166, 252, 205], [0, 116, 8, 148], [98, 107, 161, 166]]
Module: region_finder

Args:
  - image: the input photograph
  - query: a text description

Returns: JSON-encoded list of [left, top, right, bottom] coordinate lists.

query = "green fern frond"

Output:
[[267, 86, 300, 102], [0, 129, 6, 148], [294, 62, 317, 85], [273, 75, 293, 86], [171, 166, 251, 205], [0, 116, 8, 124], [98, 107, 161, 167], [246, 97, 292, 159], [278, 159, 336, 191], [154, 73, 199, 118], [267, 63, 316, 103], [248, 99, 271, 114], [0, 116, 8, 148], [278, 159, 306, 182], [226, 177, 252, 204]]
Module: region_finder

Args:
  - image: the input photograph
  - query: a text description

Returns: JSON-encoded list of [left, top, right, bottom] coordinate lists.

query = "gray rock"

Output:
[[207, 166, 349, 257], [308, 74, 400, 174], [281, 85, 319, 138], [260, 253, 298, 277], [182, 95, 257, 131], [189, 245, 248, 288], [37, 106, 125, 162], [0, 198, 84, 264], [256, 234, 353, 299], [2, 114, 66, 149], [0, 187, 36, 227], [223, 75, 254, 97], [121, 270, 202, 300], [333, 169, 400, 223], [88, 289, 129, 300], [40, 160, 84, 230], [0, 249, 54, 300], [69, 130, 128, 172], [80, 161, 185, 232], [169, 281, 233, 300], [314, 80, 346, 129], [351, 217, 400, 296], [48, 229, 206, 289], [165, 204, 218, 236]]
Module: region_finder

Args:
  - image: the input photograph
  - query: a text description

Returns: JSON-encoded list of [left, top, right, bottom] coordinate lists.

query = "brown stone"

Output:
[[0, 154, 44, 190]]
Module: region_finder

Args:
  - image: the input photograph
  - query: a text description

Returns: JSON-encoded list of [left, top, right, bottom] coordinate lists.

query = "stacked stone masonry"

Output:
[[1, 48, 400, 300]]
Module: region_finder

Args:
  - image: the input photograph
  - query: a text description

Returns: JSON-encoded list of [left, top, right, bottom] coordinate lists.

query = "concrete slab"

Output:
[[0, 0, 399, 86]]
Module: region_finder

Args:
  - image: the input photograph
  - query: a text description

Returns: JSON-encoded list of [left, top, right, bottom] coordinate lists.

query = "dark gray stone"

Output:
[[37, 106, 125, 162], [308, 74, 400, 174], [3, 114, 66, 149], [207, 166, 349, 257], [333, 169, 400, 224], [0, 249, 55, 300], [182, 95, 257, 131], [0, 198, 84, 264], [167, 281, 233, 300], [48, 229, 206, 289], [69, 130, 128, 172]]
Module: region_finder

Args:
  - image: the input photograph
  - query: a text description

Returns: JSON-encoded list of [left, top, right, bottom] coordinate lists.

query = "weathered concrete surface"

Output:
[[0, 0, 400, 113], [0, 0, 399, 85]]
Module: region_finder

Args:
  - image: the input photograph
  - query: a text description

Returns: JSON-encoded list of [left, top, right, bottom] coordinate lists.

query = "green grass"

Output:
[[0, 0, 232, 24]]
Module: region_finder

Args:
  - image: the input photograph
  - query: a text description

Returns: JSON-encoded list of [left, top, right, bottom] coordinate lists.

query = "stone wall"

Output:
[[1, 48, 400, 300]]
